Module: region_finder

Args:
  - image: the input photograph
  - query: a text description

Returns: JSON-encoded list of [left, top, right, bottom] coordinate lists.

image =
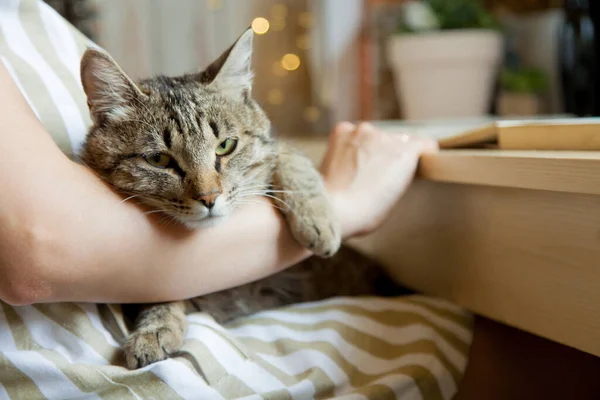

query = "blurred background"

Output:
[[44, 0, 599, 137]]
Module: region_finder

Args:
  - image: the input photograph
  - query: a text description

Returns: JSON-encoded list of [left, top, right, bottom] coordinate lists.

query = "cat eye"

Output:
[[144, 153, 171, 168], [215, 138, 237, 156]]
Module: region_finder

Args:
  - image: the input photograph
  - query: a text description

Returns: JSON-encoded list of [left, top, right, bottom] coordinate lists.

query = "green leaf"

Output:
[[396, 0, 501, 33], [500, 67, 549, 94]]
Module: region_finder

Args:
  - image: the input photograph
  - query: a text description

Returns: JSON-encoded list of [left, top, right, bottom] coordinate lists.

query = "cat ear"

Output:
[[200, 28, 254, 101], [80, 48, 146, 124]]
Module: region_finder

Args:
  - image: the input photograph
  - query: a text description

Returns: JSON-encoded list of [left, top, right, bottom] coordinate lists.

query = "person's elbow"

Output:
[[0, 222, 60, 305]]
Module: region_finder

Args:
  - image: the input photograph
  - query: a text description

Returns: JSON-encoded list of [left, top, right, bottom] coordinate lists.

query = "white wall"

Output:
[[309, 0, 363, 124], [92, 0, 254, 79]]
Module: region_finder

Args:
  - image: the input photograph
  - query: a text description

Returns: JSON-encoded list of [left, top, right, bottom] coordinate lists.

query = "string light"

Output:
[[298, 12, 314, 28], [270, 3, 287, 31], [205, 0, 222, 11], [271, 3, 288, 19], [303, 106, 320, 122], [271, 18, 286, 31], [296, 34, 311, 50], [281, 53, 300, 71], [267, 89, 284, 105], [251, 17, 270, 35]]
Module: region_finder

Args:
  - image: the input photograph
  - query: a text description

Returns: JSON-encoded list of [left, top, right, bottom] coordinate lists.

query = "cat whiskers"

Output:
[[235, 199, 286, 213], [233, 183, 271, 193], [143, 209, 172, 216], [237, 190, 308, 198], [118, 191, 167, 207], [236, 191, 296, 215], [120, 194, 142, 204], [235, 184, 314, 196], [156, 213, 178, 228]]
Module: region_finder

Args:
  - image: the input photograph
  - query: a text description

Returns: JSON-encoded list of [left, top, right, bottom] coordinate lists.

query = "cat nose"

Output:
[[197, 192, 220, 209]]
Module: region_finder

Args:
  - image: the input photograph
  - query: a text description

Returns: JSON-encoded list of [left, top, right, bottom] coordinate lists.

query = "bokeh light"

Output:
[[298, 12, 314, 28], [270, 3, 287, 31], [251, 17, 270, 35], [271, 3, 288, 19], [281, 53, 300, 71], [205, 0, 222, 11], [271, 18, 286, 31], [296, 34, 311, 50], [303, 106, 320, 122], [267, 89, 284, 105]]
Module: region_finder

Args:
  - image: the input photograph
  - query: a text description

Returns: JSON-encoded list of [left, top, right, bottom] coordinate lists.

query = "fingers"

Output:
[[386, 130, 439, 156], [352, 122, 377, 137], [329, 121, 438, 156], [349, 122, 385, 153], [321, 121, 356, 172], [330, 121, 356, 144], [330, 121, 382, 143], [420, 137, 439, 154]]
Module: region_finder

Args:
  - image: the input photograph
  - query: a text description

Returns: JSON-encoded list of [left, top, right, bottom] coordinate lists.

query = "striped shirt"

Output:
[[0, 1, 473, 399]]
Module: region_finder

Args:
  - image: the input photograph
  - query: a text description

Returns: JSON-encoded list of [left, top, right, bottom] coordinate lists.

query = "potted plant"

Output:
[[497, 66, 549, 116], [386, 0, 504, 120]]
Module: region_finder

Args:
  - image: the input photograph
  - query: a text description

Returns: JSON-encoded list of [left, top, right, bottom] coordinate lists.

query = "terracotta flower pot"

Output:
[[386, 29, 504, 120]]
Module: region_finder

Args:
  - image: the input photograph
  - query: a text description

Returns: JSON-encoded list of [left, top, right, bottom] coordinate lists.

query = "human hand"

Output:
[[320, 121, 438, 239]]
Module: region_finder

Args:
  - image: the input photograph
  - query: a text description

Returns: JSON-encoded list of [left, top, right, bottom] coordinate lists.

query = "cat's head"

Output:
[[80, 28, 274, 228]]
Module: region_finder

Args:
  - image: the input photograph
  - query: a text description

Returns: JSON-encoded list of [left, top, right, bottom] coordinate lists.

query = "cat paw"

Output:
[[124, 327, 184, 369], [288, 207, 341, 258]]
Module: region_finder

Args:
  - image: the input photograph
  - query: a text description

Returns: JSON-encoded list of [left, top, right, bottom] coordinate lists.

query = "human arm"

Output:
[[0, 62, 436, 306], [0, 60, 315, 305]]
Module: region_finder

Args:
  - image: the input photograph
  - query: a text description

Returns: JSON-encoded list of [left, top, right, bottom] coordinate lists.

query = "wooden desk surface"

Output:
[[420, 150, 600, 195], [288, 138, 600, 358]]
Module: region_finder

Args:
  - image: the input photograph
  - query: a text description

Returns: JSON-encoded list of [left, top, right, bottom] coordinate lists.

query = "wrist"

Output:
[[329, 190, 383, 240], [328, 191, 358, 240]]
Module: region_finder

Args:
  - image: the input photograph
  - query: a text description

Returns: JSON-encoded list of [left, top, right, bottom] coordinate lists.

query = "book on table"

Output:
[[373, 117, 600, 151]]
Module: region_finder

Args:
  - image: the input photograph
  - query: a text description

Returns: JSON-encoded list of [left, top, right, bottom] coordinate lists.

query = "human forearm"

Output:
[[3, 161, 312, 304], [45, 166, 312, 304]]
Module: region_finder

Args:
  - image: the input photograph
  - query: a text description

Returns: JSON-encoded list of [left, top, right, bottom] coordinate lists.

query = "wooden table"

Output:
[[289, 138, 600, 359]]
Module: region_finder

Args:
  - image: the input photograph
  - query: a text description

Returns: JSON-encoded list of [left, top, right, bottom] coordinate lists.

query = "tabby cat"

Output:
[[79, 28, 405, 370]]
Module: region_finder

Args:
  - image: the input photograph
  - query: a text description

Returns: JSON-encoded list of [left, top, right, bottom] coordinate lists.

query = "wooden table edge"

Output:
[[419, 150, 600, 196]]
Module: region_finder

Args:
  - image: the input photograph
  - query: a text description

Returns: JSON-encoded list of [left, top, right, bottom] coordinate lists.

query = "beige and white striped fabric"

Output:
[[0, 1, 474, 399], [0, 297, 473, 400]]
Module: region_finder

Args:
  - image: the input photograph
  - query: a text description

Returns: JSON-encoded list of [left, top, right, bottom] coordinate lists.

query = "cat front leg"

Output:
[[124, 300, 187, 369], [271, 142, 341, 258]]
